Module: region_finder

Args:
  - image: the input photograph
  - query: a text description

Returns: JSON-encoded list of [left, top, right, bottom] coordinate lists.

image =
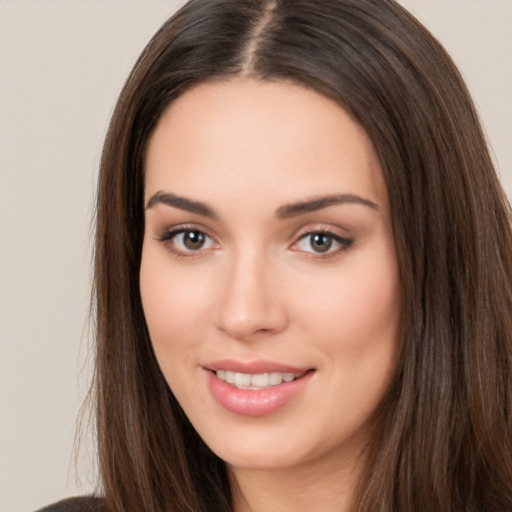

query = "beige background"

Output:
[[0, 1, 510, 511]]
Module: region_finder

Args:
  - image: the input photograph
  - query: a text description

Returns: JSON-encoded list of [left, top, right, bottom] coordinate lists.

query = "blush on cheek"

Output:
[[307, 277, 400, 361], [140, 261, 212, 366], [140, 256, 185, 318]]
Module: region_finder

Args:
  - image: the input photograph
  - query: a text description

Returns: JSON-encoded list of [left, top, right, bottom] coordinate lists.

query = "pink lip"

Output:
[[204, 359, 309, 374], [203, 360, 315, 417]]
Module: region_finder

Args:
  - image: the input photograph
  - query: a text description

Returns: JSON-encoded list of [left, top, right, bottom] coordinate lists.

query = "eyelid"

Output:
[[290, 223, 351, 242], [154, 222, 352, 258], [289, 225, 353, 257], [155, 224, 220, 256], [156, 222, 214, 238]]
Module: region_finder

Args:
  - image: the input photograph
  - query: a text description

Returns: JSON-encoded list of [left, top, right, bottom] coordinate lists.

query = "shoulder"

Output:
[[35, 496, 108, 512]]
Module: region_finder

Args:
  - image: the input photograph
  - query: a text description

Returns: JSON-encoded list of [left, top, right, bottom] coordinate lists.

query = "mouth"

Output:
[[203, 360, 315, 416], [214, 370, 305, 389]]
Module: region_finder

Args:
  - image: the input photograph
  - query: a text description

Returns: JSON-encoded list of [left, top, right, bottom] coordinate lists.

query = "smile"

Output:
[[215, 370, 304, 389], [205, 363, 315, 416]]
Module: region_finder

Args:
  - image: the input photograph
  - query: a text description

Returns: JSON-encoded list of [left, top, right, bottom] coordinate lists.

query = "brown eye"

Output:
[[310, 233, 333, 253], [159, 228, 216, 254], [294, 231, 352, 256], [182, 230, 206, 250]]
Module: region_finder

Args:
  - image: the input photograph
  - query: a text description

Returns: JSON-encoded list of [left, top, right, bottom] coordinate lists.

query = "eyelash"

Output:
[[292, 230, 353, 258], [156, 225, 218, 258], [156, 226, 353, 259]]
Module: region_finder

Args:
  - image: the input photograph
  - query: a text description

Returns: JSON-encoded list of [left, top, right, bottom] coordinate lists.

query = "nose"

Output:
[[214, 250, 289, 341]]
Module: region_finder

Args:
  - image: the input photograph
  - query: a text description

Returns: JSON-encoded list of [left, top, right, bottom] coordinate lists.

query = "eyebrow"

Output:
[[146, 191, 218, 218], [145, 191, 379, 219], [276, 194, 379, 218]]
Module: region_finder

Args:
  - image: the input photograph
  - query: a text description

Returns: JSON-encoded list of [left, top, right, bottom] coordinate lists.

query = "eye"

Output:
[[158, 228, 217, 254], [294, 231, 352, 255]]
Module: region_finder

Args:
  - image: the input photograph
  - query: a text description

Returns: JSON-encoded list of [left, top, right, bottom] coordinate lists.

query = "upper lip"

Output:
[[203, 359, 312, 374]]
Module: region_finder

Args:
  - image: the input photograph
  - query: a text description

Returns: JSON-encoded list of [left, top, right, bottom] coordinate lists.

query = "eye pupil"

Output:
[[311, 233, 332, 253], [183, 230, 205, 250]]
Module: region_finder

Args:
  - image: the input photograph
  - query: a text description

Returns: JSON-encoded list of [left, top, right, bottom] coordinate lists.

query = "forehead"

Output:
[[144, 79, 388, 213]]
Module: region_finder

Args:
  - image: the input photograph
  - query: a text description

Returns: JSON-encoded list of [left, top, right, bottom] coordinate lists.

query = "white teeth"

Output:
[[269, 372, 282, 385], [215, 370, 303, 389], [234, 372, 251, 387], [251, 373, 270, 387]]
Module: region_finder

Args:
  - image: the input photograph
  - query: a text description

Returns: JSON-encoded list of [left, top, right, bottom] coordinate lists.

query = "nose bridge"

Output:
[[215, 243, 287, 340]]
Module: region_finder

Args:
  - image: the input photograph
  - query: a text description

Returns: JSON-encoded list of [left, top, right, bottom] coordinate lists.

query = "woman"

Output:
[[39, 0, 512, 510]]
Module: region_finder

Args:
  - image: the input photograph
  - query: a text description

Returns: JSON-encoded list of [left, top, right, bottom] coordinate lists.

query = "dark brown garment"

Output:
[[36, 497, 108, 512]]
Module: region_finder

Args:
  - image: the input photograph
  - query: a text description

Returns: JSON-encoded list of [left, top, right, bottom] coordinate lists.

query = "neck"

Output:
[[229, 448, 365, 512]]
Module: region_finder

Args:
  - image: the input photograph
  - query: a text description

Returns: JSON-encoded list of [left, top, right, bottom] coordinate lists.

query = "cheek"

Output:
[[139, 251, 215, 411], [294, 244, 401, 400], [304, 257, 400, 430], [300, 254, 400, 344], [335, 272, 400, 345], [139, 247, 212, 365]]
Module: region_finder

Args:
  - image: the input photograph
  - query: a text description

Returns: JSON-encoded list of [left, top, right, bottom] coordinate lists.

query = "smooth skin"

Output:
[[140, 79, 402, 512]]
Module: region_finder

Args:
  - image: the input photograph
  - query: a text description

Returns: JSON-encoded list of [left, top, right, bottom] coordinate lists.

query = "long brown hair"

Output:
[[93, 1, 512, 510]]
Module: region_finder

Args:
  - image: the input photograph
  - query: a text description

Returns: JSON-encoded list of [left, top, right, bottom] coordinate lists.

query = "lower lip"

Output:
[[205, 370, 314, 417]]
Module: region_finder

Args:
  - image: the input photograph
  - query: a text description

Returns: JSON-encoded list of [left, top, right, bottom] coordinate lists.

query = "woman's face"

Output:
[[140, 79, 401, 474]]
